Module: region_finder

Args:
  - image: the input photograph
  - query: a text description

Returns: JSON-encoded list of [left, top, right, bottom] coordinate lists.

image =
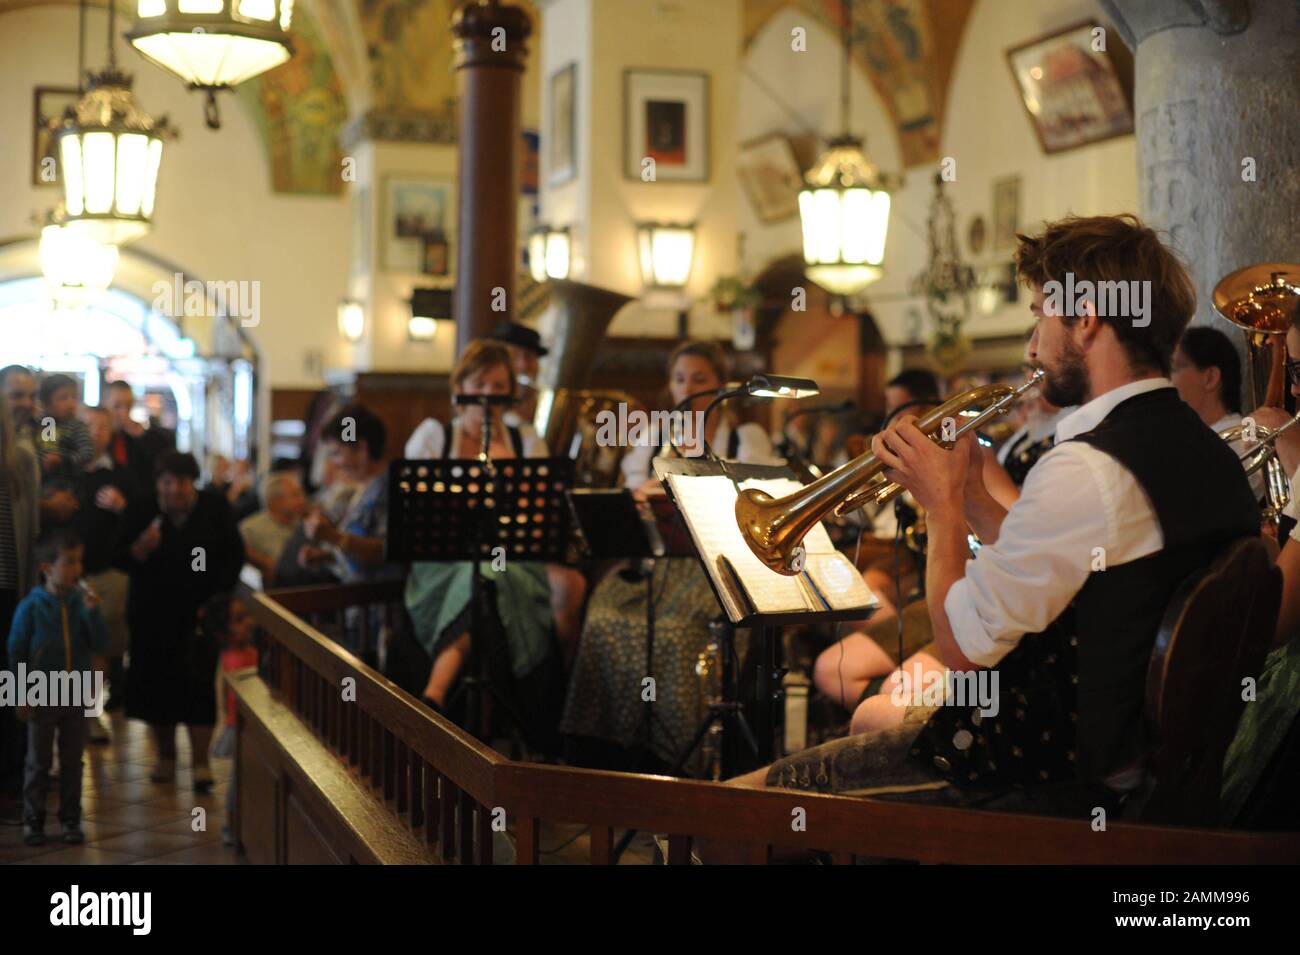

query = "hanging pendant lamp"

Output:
[[799, 0, 896, 297], [128, 0, 295, 129], [55, 0, 172, 246]]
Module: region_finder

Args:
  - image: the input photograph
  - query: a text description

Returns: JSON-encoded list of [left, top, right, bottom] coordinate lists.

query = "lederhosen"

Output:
[[910, 388, 1261, 790]]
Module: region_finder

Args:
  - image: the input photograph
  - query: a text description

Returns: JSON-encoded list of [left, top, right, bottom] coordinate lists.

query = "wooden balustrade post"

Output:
[[516, 817, 540, 865]]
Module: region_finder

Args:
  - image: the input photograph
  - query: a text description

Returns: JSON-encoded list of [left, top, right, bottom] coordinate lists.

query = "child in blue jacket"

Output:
[[6, 530, 109, 846]]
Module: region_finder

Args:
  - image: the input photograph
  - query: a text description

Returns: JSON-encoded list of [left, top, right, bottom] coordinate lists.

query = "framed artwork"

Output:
[[32, 86, 79, 186], [549, 64, 576, 184], [383, 176, 455, 273], [624, 69, 709, 182], [736, 134, 803, 224], [992, 176, 1021, 251], [421, 233, 450, 277], [1006, 20, 1134, 155]]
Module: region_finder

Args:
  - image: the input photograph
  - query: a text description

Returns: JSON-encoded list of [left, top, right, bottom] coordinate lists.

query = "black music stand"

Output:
[[388, 455, 575, 743], [653, 456, 876, 768]]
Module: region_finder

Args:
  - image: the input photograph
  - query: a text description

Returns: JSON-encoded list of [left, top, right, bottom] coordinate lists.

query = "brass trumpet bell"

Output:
[[736, 371, 1044, 575]]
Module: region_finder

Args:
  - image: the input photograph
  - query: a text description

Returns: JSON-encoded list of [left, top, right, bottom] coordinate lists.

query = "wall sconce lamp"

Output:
[[409, 287, 450, 342], [637, 221, 695, 290], [337, 299, 365, 343], [528, 224, 571, 283]]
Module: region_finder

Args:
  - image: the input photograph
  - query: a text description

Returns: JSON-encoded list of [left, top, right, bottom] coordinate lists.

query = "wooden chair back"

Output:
[[1141, 536, 1281, 825]]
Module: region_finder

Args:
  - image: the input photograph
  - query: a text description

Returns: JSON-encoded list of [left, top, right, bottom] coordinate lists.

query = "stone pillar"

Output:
[[1100, 0, 1300, 344], [452, 0, 533, 356]]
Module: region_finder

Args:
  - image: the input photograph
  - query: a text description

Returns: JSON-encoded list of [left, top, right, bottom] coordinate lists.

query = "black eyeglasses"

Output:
[[1287, 358, 1300, 387]]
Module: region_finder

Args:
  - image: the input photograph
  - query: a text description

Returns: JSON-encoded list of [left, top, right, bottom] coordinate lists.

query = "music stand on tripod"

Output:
[[388, 446, 575, 744]]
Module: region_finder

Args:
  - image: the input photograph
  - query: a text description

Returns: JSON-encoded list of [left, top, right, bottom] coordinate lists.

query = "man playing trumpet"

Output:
[[723, 215, 1259, 815]]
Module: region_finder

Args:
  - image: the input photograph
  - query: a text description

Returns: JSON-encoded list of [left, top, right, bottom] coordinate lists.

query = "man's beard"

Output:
[[1043, 337, 1088, 407]]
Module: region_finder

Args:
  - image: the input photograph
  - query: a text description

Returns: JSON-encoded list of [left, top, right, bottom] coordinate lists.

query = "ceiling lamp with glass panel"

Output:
[[128, 0, 295, 128], [799, 0, 897, 298], [55, 0, 173, 248]]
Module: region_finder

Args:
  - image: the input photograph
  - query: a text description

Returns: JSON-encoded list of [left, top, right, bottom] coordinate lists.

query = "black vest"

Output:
[[911, 387, 1260, 788]]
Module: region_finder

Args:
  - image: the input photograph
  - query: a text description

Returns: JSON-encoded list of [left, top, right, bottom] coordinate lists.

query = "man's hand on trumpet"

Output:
[[870, 415, 976, 519]]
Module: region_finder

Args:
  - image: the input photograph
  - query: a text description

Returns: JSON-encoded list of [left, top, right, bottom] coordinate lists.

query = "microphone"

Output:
[[453, 394, 515, 407]]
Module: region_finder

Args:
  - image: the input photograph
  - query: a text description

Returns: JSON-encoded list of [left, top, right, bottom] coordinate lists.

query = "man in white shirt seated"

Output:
[[238, 471, 307, 588], [719, 215, 1260, 823]]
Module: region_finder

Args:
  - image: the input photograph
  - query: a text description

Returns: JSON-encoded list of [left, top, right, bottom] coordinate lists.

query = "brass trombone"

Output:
[[737, 370, 1046, 575]]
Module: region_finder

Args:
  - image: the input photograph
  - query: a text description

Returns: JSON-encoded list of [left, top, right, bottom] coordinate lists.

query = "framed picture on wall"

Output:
[[549, 63, 577, 185], [736, 134, 803, 223], [383, 176, 456, 273], [421, 233, 450, 277], [1006, 20, 1134, 155], [32, 86, 79, 186], [992, 175, 1021, 250], [624, 69, 709, 182]]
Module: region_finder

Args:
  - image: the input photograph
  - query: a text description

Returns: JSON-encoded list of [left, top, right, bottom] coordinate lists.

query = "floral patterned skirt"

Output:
[[559, 558, 724, 764]]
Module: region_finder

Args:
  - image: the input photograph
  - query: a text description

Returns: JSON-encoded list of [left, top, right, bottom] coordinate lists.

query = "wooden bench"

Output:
[[230, 577, 1300, 864]]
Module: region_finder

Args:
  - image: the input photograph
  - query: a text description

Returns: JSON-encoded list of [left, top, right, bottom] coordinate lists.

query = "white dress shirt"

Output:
[[405, 416, 548, 459], [944, 378, 1172, 668]]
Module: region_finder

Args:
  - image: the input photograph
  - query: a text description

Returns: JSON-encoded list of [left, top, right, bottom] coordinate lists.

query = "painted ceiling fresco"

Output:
[[236, 2, 350, 196], [743, 0, 976, 167]]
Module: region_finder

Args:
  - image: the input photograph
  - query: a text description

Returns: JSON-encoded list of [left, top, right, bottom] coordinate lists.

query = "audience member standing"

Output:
[[0, 389, 40, 820], [0, 366, 38, 452], [105, 380, 174, 493], [76, 406, 133, 733], [35, 374, 93, 492], [117, 452, 244, 791]]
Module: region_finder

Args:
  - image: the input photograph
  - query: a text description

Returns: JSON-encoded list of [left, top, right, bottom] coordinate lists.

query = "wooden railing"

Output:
[[237, 583, 1300, 864]]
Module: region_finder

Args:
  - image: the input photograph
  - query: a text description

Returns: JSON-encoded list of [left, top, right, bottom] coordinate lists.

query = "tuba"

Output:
[[736, 370, 1045, 575], [1212, 263, 1300, 523], [529, 279, 635, 486]]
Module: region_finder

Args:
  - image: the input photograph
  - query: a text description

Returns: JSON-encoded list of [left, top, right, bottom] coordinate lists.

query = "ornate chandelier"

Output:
[[55, 0, 171, 246], [799, 0, 895, 297], [128, 0, 296, 128]]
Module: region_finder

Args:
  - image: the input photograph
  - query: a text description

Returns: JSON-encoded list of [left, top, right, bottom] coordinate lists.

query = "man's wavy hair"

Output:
[[1015, 214, 1197, 375]]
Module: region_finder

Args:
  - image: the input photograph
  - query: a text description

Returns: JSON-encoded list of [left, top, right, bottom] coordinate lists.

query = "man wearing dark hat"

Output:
[[487, 319, 548, 432]]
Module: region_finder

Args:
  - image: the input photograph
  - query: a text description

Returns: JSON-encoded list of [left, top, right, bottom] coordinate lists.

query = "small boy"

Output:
[[36, 373, 94, 491], [6, 531, 109, 846]]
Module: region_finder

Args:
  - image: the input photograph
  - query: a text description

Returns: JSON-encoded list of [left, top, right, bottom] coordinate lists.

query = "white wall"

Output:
[[0, 6, 352, 388], [739, 0, 1138, 353], [539, 0, 740, 340]]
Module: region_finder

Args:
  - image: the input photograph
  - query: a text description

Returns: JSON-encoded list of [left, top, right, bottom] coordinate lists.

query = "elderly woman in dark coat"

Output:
[[118, 452, 244, 791]]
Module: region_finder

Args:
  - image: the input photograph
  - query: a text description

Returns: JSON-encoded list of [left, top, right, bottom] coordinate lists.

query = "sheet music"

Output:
[[666, 473, 876, 622], [666, 474, 810, 619]]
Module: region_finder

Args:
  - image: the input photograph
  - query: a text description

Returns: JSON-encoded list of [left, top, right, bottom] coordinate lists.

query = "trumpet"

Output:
[[1220, 412, 1300, 523], [737, 370, 1046, 575]]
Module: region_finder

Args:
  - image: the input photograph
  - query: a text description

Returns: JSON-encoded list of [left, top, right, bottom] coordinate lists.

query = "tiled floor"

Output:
[[0, 712, 240, 865]]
